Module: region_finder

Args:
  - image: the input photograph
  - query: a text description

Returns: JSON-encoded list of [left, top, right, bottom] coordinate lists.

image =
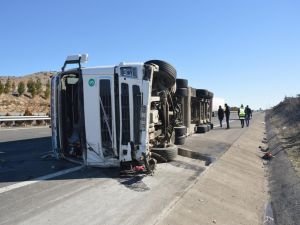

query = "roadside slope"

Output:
[[157, 112, 268, 225], [266, 96, 300, 225]]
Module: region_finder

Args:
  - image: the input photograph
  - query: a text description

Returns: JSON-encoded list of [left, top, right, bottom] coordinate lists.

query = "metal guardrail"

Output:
[[0, 116, 50, 122]]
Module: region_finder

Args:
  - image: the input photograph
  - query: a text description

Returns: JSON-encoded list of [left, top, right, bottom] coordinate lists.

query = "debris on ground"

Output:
[[262, 152, 273, 160], [133, 165, 145, 172], [259, 146, 269, 152]]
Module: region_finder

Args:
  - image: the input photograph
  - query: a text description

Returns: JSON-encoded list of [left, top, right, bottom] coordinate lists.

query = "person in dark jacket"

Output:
[[217, 105, 224, 127], [245, 105, 252, 127], [224, 103, 230, 129]]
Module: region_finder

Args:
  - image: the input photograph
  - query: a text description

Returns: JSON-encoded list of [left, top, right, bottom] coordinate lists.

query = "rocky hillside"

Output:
[[0, 71, 54, 86], [0, 72, 55, 115]]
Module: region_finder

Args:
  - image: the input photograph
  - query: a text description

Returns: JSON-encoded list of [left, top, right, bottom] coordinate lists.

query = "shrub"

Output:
[[35, 78, 42, 95], [4, 78, 11, 94], [18, 81, 25, 96], [27, 79, 36, 98], [44, 80, 50, 99], [0, 81, 3, 95]]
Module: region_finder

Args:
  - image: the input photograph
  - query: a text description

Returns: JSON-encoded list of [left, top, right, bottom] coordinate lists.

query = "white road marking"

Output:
[[0, 166, 83, 194]]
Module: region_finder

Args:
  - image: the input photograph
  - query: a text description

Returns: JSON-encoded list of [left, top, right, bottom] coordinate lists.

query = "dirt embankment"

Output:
[[0, 94, 50, 115], [265, 96, 300, 225]]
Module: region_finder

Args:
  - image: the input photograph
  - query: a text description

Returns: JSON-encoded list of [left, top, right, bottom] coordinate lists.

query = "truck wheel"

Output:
[[196, 125, 206, 133], [196, 89, 208, 98], [174, 135, 186, 145], [176, 88, 188, 97], [174, 126, 186, 136], [206, 124, 211, 131], [191, 88, 197, 97], [151, 144, 178, 161], [176, 79, 188, 88], [207, 91, 214, 99], [145, 60, 176, 91]]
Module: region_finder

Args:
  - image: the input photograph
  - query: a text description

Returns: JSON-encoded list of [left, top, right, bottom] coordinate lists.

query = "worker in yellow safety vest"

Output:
[[238, 104, 246, 128]]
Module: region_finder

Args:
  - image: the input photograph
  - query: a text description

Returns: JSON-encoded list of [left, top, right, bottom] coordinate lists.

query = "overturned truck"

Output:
[[174, 79, 214, 136], [51, 54, 213, 173]]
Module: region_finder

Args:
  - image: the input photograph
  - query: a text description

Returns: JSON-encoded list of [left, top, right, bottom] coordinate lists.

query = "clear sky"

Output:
[[1, 0, 299, 109]]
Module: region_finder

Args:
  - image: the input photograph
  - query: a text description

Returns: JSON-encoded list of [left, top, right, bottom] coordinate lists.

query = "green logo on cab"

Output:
[[88, 79, 95, 87]]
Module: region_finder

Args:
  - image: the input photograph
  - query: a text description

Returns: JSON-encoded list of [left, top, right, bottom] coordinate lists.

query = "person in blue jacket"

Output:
[[245, 105, 252, 127], [218, 105, 224, 128]]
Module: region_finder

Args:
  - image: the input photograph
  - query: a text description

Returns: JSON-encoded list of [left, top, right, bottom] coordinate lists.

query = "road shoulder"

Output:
[[157, 113, 268, 225]]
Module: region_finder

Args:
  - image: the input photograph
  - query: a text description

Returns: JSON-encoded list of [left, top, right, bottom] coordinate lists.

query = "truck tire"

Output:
[[207, 91, 214, 99], [174, 135, 186, 145], [174, 126, 186, 136], [175, 88, 188, 97], [191, 88, 196, 97], [196, 89, 208, 98], [196, 125, 206, 133], [151, 144, 178, 161], [207, 124, 210, 131], [176, 79, 188, 88], [151, 152, 168, 163], [145, 60, 176, 91]]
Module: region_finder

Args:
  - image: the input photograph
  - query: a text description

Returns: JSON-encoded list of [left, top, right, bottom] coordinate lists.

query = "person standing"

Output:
[[245, 105, 252, 127], [238, 104, 246, 128], [224, 103, 230, 129], [217, 105, 224, 127]]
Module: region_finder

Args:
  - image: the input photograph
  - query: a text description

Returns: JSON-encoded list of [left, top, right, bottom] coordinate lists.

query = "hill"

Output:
[[0, 72, 55, 115], [0, 71, 55, 86]]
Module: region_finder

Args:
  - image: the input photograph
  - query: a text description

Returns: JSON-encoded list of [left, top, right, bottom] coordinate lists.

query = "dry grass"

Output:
[[270, 96, 300, 174]]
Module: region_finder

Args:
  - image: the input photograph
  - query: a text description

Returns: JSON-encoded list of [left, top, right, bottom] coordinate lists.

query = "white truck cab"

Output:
[[51, 54, 180, 172]]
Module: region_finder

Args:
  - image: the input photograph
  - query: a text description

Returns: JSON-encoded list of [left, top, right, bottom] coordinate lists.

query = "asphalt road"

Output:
[[0, 116, 255, 225], [182, 113, 251, 162], [0, 127, 75, 188]]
